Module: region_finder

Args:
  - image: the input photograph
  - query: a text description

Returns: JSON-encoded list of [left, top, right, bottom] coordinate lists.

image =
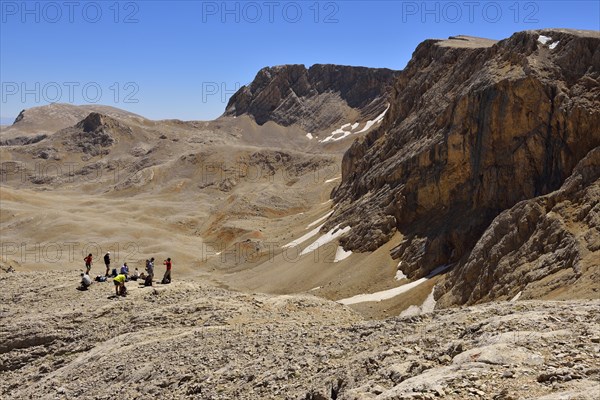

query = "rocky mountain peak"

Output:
[[76, 112, 122, 133], [77, 112, 104, 133], [224, 63, 399, 132], [65, 112, 133, 155], [12, 109, 26, 125]]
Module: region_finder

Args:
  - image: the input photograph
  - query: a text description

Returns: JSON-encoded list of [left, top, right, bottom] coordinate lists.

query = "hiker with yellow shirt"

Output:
[[113, 274, 127, 296]]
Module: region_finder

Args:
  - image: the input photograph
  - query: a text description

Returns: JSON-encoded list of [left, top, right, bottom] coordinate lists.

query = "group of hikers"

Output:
[[78, 252, 173, 296]]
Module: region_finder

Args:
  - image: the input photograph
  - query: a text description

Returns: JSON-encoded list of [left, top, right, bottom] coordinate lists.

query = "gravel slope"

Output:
[[1, 270, 598, 399]]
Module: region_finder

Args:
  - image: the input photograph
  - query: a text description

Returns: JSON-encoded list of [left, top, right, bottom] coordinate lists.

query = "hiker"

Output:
[[80, 272, 92, 290], [131, 268, 140, 281], [144, 258, 154, 286], [113, 274, 127, 296], [120, 262, 129, 277], [104, 251, 111, 276], [84, 253, 93, 274], [162, 258, 172, 284]]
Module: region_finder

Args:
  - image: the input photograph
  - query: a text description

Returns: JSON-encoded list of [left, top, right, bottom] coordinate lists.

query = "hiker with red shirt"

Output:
[[84, 253, 93, 274], [162, 258, 172, 284]]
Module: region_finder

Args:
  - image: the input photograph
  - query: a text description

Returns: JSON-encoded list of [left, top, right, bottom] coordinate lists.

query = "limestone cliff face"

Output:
[[223, 64, 399, 132], [436, 147, 599, 307], [329, 30, 600, 295]]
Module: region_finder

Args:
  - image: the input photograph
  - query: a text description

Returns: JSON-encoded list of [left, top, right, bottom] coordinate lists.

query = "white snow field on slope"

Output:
[[538, 35, 552, 44], [538, 35, 560, 50], [511, 291, 523, 302], [337, 264, 451, 305], [354, 106, 389, 134], [299, 225, 351, 256], [285, 211, 342, 253], [319, 106, 389, 143], [394, 261, 407, 281], [400, 288, 437, 317], [306, 210, 334, 229], [333, 246, 352, 262], [282, 223, 325, 249]]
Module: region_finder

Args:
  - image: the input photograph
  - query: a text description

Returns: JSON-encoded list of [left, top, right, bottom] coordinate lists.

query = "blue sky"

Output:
[[1, 0, 598, 123]]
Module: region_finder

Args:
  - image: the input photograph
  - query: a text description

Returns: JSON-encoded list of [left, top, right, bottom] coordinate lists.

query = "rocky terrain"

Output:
[[326, 29, 599, 305], [1, 270, 599, 399], [224, 64, 398, 133]]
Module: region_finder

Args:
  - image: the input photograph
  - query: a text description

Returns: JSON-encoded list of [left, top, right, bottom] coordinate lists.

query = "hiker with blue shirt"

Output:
[[120, 262, 129, 278]]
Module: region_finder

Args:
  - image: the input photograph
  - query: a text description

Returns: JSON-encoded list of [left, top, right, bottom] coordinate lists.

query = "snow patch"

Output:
[[306, 210, 334, 229], [395, 261, 407, 281], [395, 270, 407, 281], [306, 132, 313, 139], [537, 35, 552, 45], [339, 277, 428, 305], [282, 224, 324, 249], [325, 176, 341, 183], [355, 121, 376, 135], [320, 127, 353, 143], [399, 304, 421, 317], [333, 246, 352, 263], [355, 106, 389, 134], [337, 264, 451, 305], [400, 287, 437, 317], [549, 41, 560, 50], [319, 106, 389, 143], [510, 291, 522, 302], [300, 225, 351, 256], [421, 289, 437, 313]]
